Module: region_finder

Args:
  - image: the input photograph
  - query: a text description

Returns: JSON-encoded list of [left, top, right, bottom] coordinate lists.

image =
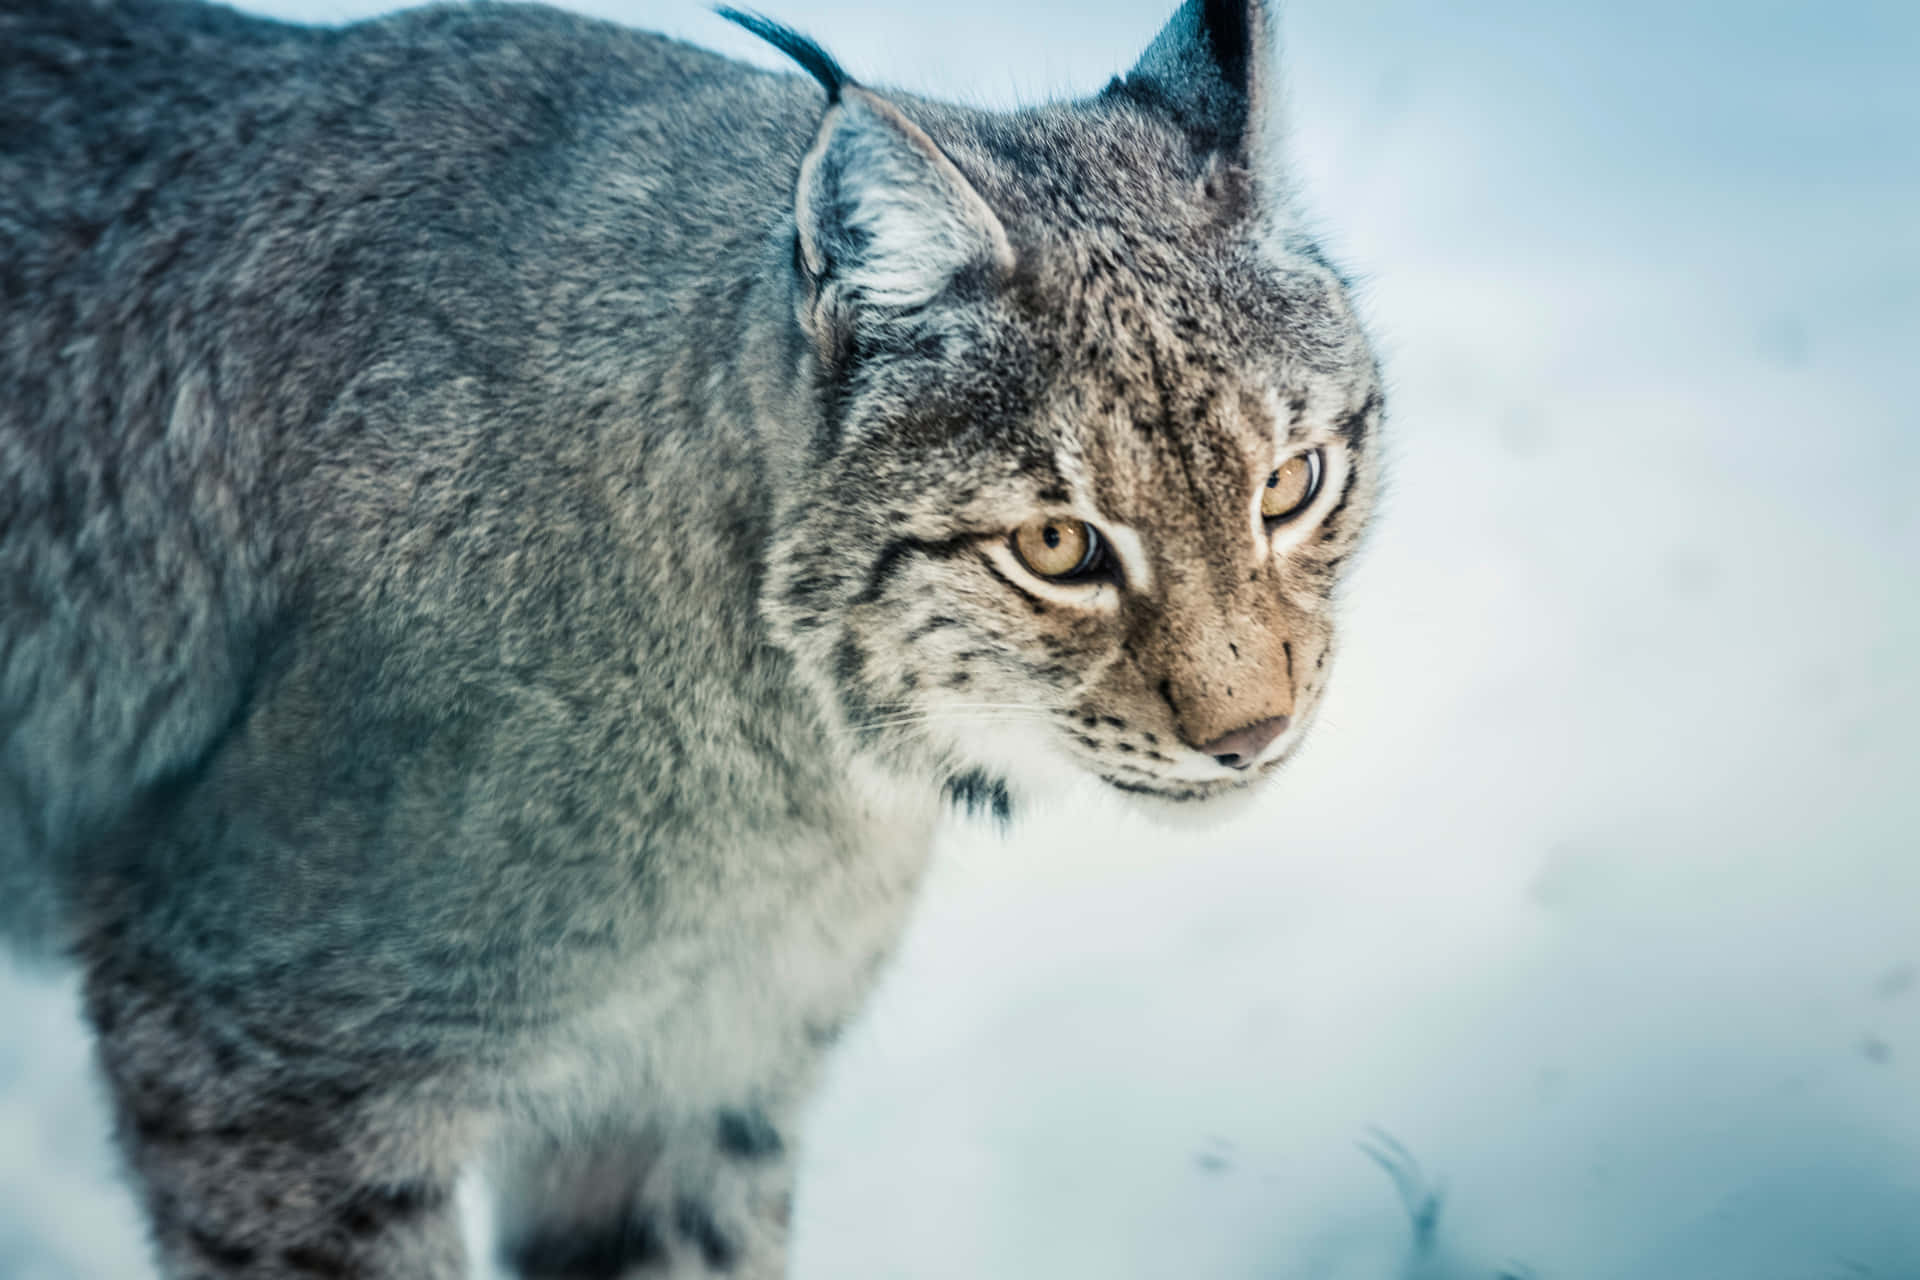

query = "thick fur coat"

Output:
[[0, 1, 1382, 1274]]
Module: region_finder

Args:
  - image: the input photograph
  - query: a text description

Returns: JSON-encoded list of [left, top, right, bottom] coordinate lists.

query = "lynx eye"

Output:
[[1262, 449, 1324, 523], [1012, 518, 1104, 581]]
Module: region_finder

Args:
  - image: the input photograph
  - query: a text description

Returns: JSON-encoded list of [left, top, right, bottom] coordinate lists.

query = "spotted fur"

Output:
[[0, 0, 1380, 1275]]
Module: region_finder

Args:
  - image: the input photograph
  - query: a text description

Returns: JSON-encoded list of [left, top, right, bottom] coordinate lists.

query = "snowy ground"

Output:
[[4, 1, 1916, 1276]]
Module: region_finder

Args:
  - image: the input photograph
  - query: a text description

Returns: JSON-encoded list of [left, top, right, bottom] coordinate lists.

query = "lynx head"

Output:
[[735, 1, 1383, 816]]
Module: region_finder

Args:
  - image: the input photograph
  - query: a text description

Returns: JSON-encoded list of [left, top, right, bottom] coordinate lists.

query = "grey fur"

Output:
[[0, 0, 1382, 1275]]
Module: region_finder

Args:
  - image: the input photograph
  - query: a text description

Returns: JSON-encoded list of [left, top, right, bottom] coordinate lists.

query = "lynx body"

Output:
[[0, 0, 1382, 1274]]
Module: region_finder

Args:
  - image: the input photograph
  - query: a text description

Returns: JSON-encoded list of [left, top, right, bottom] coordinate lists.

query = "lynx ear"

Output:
[[794, 87, 1015, 313], [1118, 0, 1280, 169], [716, 9, 1012, 318]]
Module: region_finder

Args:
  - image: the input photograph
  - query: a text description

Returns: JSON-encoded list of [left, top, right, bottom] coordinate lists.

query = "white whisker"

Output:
[[853, 707, 1061, 734]]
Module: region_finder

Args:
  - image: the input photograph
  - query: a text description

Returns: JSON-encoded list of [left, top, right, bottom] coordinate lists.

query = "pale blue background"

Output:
[[3, 2, 1916, 1276]]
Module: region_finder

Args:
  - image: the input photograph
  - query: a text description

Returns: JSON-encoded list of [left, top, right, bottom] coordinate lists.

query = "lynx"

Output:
[[0, 0, 1382, 1274]]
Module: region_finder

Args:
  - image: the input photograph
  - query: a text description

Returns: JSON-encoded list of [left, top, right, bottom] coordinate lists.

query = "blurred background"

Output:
[[3, 1, 1915, 1276]]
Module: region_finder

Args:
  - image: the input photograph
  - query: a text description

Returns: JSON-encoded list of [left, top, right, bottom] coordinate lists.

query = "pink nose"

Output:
[[1196, 716, 1290, 769]]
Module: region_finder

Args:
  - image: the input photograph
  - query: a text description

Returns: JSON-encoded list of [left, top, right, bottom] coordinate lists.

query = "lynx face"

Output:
[[751, 5, 1381, 809]]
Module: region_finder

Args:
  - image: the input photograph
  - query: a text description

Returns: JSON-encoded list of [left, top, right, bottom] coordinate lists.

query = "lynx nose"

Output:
[[1198, 716, 1290, 770]]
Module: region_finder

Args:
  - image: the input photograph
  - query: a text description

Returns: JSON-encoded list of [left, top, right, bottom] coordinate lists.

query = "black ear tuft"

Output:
[[1199, 0, 1253, 103], [1113, 0, 1271, 163], [715, 8, 850, 103]]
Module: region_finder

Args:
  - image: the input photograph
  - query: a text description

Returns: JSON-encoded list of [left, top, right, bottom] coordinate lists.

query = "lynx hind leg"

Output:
[[87, 960, 472, 1279], [497, 1109, 795, 1279]]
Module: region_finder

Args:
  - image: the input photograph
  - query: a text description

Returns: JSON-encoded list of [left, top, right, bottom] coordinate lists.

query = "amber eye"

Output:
[[1012, 518, 1104, 581], [1262, 449, 1324, 523]]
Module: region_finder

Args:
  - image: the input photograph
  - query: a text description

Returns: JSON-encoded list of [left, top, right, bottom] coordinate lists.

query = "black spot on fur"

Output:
[[907, 614, 959, 641], [675, 1199, 738, 1271], [1318, 462, 1359, 539], [944, 769, 1013, 828], [131, 1105, 194, 1146], [716, 1109, 785, 1160], [281, 1244, 350, 1277], [1336, 391, 1381, 449], [503, 1213, 668, 1280], [831, 635, 865, 695], [189, 1227, 257, 1269], [782, 571, 837, 608], [338, 1183, 446, 1238]]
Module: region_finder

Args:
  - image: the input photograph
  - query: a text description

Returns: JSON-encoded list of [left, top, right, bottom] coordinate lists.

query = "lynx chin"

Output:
[[0, 0, 1383, 1274]]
